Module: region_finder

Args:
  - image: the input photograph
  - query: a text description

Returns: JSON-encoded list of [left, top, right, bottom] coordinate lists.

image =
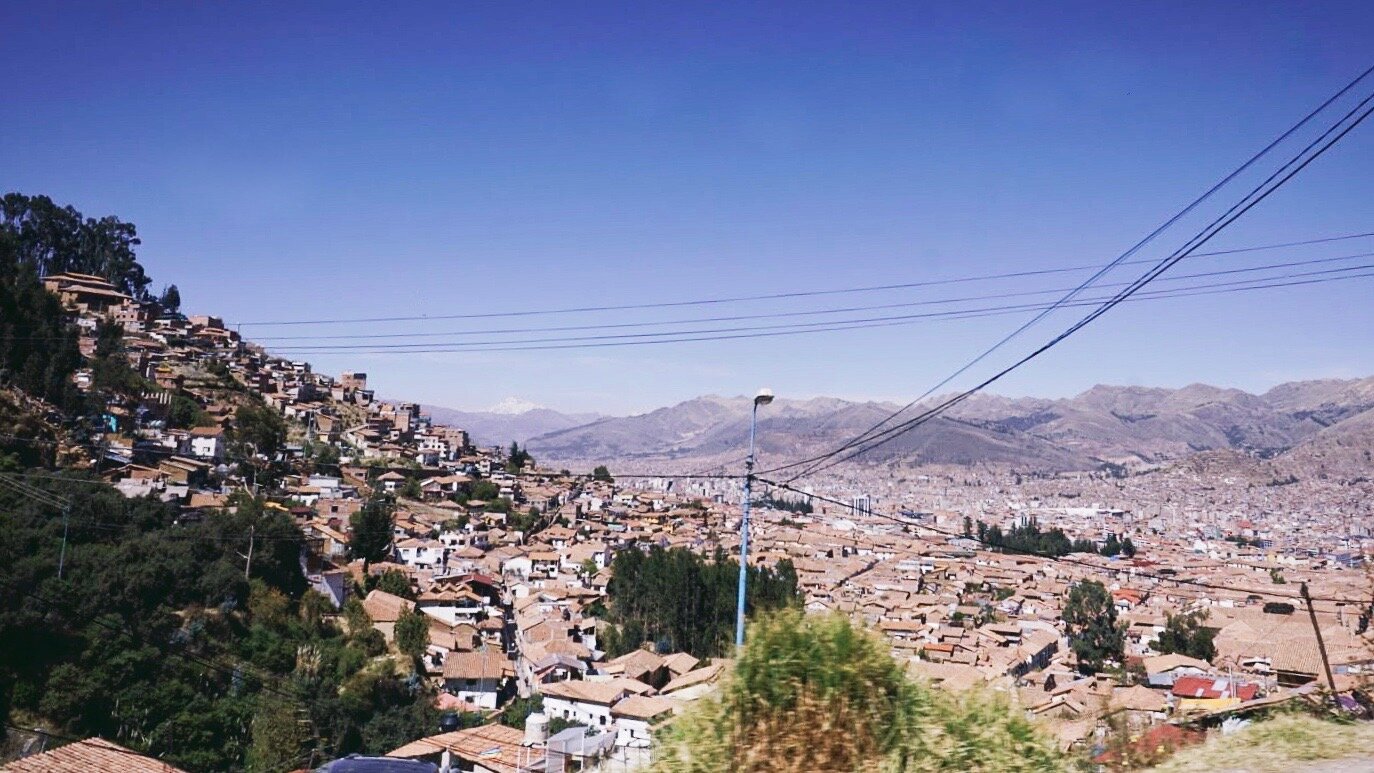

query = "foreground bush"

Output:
[[653, 610, 1066, 772]]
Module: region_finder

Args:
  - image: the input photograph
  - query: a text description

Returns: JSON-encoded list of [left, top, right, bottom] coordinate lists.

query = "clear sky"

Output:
[[4, 2, 1373, 415]]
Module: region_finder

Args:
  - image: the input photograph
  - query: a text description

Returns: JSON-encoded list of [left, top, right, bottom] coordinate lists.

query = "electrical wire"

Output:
[[228, 232, 1374, 340], [230, 230, 1374, 328], [239, 249, 1374, 346], [259, 265, 1374, 354], [764, 73, 1374, 481]]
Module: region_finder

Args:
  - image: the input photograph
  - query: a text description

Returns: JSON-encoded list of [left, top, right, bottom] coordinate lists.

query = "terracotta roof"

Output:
[[387, 723, 537, 773], [362, 589, 415, 623], [611, 695, 677, 720], [0, 737, 188, 772], [541, 677, 651, 705], [442, 650, 512, 680]]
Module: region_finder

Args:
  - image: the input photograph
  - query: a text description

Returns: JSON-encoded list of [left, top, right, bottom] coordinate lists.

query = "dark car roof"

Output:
[[315, 756, 438, 773]]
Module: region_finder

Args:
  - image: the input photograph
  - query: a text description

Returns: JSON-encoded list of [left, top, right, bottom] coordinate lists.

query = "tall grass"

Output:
[[653, 610, 1068, 772], [1148, 713, 1374, 773]]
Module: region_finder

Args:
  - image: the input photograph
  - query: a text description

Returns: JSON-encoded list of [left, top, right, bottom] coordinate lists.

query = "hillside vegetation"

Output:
[[0, 477, 440, 771]]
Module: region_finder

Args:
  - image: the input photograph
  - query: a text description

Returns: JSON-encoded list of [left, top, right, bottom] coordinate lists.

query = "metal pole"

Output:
[[735, 403, 759, 649], [58, 505, 71, 580], [244, 524, 255, 580]]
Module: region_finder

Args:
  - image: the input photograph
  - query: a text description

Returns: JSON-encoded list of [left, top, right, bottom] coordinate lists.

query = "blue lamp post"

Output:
[[736, 387, 774, 648]]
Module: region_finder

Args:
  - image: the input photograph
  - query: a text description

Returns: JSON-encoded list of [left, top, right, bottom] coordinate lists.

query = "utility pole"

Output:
[[57, 505, 71, 580], [1300, 582, 1338, 701], [241, 524, 256, 580]]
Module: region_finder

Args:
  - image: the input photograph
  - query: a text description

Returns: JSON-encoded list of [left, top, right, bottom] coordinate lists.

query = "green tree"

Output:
[[468, 480, 500, 502], [89, 321, 150, 399], [500, 695, 543, 729], [1062, 580, 1124, 674], [1, 192, 151, 297], [160, 283, 181, 314], [1154, 610, 1217, 662], [592, 465, 614, 483], [344, 597, 371, 637], [350, 496, 395, 569], [399, 477, 423, 499], [0, 234, 86, 414], [1270, 567, 1286, 584], [247, 694, 310, 773], [374, 569, 414, 599], [1101, 534, 1122, 557], [394, 606, 429, 661], [1121, 537, 1137, 558], [506, 441, 533, 472], [579, 558, 600, 580], [233, 401, 287, 459], [168, 394, 207, 429], [604, 545, 798, 658]]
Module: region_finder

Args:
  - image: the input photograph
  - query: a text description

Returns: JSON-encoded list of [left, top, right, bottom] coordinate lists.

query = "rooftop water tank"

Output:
[[524, 711, 549, 745]]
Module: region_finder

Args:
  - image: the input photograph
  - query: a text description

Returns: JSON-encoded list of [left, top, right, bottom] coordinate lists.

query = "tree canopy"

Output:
[[350, 496, 396, 568], [1154, 610, 1217, 662], [603, 545, 798, 658], [1, 192, 151, 297], [0, 477, 445, 770], [0, 233, 86, 415], [1062, 580, 1125, 674]]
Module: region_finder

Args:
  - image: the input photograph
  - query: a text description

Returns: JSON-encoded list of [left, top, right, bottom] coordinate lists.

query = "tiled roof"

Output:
[[0, 737, 188, 772]]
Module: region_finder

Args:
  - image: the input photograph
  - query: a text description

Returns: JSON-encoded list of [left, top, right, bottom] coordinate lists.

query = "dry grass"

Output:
[[1148, 714, 1374, 773]]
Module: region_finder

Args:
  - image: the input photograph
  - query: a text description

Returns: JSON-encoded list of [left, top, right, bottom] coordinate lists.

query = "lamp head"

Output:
[[754, 388, 775, 406]]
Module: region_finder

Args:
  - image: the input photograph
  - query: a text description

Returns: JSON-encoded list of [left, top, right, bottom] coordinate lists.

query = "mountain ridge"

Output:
[[519, 376, 1374, 474]]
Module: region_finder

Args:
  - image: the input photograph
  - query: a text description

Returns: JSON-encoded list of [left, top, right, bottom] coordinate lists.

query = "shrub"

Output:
[[653, 610, 1064, 772]]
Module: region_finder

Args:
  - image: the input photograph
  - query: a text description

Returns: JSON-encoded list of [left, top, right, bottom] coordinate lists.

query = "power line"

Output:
[[230, 229, 1374, 328], [260, 265, 1374, 355], [763, 69, 1374, 481], [239, 248, 1374, 345], [225, 232, 1374, 339]]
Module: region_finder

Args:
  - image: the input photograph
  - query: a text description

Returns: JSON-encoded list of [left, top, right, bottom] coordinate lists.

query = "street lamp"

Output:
[[736, 388, 774, 648]]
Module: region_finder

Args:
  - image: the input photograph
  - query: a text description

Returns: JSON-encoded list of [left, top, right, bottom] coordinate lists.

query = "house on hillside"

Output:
[[441, 650, 514, 710], [186, 426, 225, 460], [540, 678, 653, 731], [611, 695, 678, 748]]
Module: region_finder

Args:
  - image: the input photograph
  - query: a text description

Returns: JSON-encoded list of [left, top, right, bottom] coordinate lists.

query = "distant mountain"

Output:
[[522, 377, 1374, 474], [423, 404, 603, 448], [525, 395, 1096, 472]]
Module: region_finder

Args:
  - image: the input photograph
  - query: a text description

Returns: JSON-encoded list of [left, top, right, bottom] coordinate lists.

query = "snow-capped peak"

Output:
[[486, 396, 545, 415]]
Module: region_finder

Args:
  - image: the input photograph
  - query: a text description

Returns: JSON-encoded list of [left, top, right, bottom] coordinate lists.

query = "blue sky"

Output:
[[4, 2, 1373, 414]]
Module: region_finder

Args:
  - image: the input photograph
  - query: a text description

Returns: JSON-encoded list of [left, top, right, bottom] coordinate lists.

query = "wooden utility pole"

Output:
[[1300, 582, 1338, 700]]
